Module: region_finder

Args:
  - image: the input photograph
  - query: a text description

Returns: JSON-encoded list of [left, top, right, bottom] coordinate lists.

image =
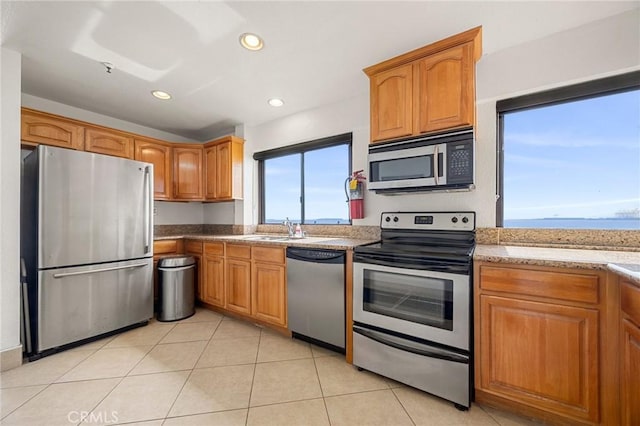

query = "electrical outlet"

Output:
[[153, 207, 158, 216]]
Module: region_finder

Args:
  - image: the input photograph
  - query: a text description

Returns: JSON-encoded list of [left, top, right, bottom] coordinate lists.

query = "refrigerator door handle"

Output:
[[52, 262, 149, 279], [144, 165, 152, 254]]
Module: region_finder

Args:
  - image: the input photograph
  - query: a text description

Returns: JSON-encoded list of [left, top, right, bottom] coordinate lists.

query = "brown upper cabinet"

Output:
[[173, 144, 204, 200], [134, 137, 173, 200], [369, 64, 414, 141], [364, 27, 482, 143], [204, 136, 244, 201], [20, 108, 244, 203], [20, 108, 85, 150], [85, 125, 134, 159]]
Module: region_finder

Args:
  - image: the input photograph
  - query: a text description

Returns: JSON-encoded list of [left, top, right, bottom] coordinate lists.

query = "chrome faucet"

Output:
[[283, 217, 295, 237]]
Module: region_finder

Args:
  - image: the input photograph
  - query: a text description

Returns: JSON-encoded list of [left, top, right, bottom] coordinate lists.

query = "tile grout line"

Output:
[[1, 342, 107, 424], [244, 326, 263, 426], [389, 387, 418, 426], [162, 313, 225, 423], [311, 350, 334, 426], [78, 320, 179, 425]]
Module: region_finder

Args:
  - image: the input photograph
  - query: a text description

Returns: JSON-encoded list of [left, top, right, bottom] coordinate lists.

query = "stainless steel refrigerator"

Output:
[[21, 145, 154, 357]]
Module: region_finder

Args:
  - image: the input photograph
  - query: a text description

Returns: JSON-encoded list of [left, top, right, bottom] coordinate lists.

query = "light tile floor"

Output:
[[0, 308, 542, 426]]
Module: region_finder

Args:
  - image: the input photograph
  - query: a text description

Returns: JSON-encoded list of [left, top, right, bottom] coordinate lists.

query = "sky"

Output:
[[503, 89, 640, 220], [263, 144, 349, 223]]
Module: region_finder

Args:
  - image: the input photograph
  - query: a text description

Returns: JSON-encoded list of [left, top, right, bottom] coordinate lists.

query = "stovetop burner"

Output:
[[354, 212, 476, 273]]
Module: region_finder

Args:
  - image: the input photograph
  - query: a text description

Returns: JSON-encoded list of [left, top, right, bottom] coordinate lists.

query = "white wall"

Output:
[[243, 9, 640, 228], [1, 48, 22, 354], [154, 201, 204, 225], [22, 94, 200, 143]]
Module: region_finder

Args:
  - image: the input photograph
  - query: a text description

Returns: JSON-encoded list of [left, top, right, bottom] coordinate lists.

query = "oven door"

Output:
[[353, 260, 469, 350], [368, 143, 446, 190]]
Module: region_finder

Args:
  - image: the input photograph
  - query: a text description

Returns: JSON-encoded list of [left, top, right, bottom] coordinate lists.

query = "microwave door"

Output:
[[368, 145, 437, 190]]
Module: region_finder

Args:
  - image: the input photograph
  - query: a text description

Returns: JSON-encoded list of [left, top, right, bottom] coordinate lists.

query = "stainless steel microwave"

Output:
[[368, 129, 474, 193]]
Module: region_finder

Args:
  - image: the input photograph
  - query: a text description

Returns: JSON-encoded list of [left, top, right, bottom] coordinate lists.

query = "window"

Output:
[[497, 71, 640, 230], [255, 133, 351, 224]]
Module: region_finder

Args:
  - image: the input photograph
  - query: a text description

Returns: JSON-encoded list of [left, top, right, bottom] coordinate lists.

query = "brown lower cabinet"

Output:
[[475, 262, 640, 426], [203, 242, 225, 307], [620, 281, 640, 426], [252, 246, 287, 327], [475, 262, 608, 425], [199, 242, 287, 330]]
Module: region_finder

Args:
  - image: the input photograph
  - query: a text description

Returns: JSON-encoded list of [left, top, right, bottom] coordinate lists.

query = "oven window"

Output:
[[363, 269, 453, 330], [371, 155, 433, 181]]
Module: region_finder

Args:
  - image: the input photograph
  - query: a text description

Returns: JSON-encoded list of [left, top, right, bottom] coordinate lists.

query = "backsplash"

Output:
[[154, 224, 204, 236], [477, 227, 640, 251], [155, 224, 380, 240], [256, 224, 380, 240]]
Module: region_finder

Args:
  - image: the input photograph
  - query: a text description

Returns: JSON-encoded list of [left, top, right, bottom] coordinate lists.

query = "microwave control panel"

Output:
[[446, 142, 474, 184]]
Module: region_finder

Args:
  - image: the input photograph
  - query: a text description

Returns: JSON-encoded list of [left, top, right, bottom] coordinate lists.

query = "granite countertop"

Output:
[[474, 244, 640, 286], [154, 234, 378, 250]]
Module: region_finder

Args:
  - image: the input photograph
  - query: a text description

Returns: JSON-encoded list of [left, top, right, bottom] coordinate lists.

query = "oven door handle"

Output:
[[353, 326, 468, 364]]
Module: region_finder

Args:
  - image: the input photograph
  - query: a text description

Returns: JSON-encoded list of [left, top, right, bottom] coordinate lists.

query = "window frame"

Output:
[[496, 70, 640, 227], [254, 133, 353, 225]]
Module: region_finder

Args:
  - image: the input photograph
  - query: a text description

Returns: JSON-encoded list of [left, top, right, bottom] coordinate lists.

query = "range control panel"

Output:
[[380, 212, 476, 231]]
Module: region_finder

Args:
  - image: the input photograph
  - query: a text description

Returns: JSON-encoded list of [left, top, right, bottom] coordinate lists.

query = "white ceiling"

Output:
[[2, 1, 638, 141]]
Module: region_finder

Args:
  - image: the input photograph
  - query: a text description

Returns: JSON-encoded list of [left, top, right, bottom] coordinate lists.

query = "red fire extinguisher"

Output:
[[345, 170, 366, 220]]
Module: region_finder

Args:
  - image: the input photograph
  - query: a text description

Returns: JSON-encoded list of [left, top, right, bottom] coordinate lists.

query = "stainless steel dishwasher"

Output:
[[286, 247, 346, 352]]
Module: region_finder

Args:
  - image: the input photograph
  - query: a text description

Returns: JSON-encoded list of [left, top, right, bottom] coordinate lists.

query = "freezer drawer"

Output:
[[37, 258, 153, 351]]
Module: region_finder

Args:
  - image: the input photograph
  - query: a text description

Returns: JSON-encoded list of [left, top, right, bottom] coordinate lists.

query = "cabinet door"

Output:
[[204, 137, 244, 201], [370, 64, 413, 143], [252, 262, 287, 327], [134, 138, 172, 200], [85, 126, 134, 159], [479, 295, 599, 423], [204, 145, 218, 199], [215, 143, 232, 199], [204, 256, 225, 308], [621, 319, 640, 426], [416, 43, 474, 134], [21, 108, 85, 149], [173, 145, 203, 200], [225, 258, 251, 315]]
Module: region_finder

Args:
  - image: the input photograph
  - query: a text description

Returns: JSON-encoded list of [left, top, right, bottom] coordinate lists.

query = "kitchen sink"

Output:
[[240, 235, 292, 242]]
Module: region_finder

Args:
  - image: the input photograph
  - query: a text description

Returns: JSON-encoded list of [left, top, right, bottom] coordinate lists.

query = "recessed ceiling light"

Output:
[[268, 98, 284, 107], [151, 90, 172, 100], [239, 33, 264, 51]]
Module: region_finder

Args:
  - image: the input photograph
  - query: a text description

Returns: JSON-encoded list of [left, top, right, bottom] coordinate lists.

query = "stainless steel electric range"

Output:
[[352, 211, 475, 409]]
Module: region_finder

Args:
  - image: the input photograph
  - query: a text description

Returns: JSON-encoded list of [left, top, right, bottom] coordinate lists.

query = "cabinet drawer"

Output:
[[252, 246, 285, 264], [226, 243, 251, 259], [204, 242, 224, 257], [479, 265, 599, 304], [154, 239, 180, 255], [621, 281, 640, 326], [184, 240, 203, 254]]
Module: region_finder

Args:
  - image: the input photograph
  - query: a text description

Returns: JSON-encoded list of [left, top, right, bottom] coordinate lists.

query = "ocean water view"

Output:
[[504, 218, 640, 230]]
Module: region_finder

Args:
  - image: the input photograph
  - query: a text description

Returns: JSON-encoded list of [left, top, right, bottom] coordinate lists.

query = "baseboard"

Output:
[[0, 345, 23, 372]]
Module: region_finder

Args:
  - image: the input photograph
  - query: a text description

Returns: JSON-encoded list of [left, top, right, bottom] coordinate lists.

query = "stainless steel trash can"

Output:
[[157, 256, 196, 322]]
